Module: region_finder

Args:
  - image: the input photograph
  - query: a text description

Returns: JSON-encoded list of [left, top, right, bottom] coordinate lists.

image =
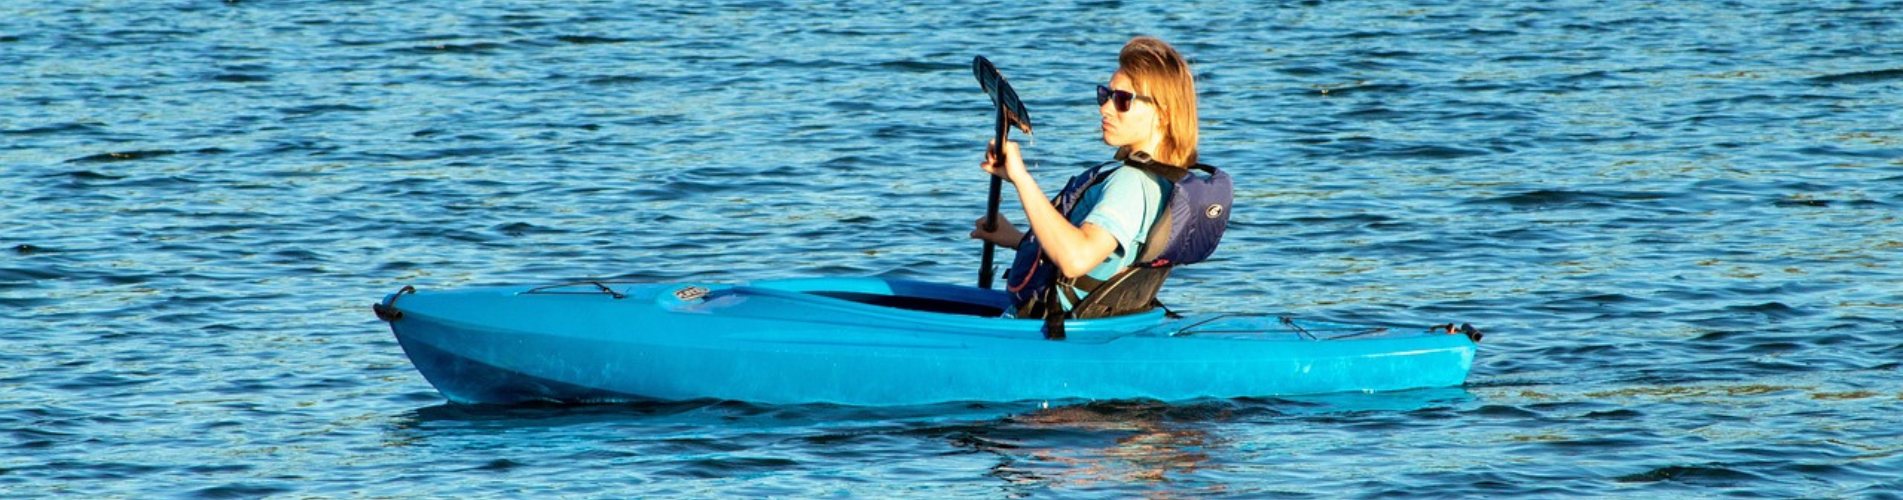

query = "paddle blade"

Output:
[[973, 56, 1032, 134]]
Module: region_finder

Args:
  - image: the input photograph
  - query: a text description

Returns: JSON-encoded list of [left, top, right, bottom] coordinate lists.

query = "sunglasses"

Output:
[[1096, 84, 1156, 112]]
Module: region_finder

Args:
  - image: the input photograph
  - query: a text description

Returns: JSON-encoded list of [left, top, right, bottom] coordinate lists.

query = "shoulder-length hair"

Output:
[[1119, 36, 1199, 167]]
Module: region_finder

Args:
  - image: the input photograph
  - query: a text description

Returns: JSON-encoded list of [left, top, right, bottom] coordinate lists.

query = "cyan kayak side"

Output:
[[382, 278, 1477, 405]]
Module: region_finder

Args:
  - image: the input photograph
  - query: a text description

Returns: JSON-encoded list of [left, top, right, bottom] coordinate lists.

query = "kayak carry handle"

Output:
[[373, 285, 416, 322], [1431, 322, 1484, 343]]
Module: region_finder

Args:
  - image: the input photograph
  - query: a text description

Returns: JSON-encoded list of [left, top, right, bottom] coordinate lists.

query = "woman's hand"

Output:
[[980, 139, 1029, 184], [970, 213, 1025, 249]]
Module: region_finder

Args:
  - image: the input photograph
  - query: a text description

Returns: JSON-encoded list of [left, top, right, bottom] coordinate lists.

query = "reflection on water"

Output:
[[984, 402, 1221, 492], [370, 394, 1479, 496], [948, 391, 1474, 496]]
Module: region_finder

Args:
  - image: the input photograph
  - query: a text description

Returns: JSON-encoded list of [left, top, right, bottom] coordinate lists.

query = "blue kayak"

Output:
[[374, 277, 1477, 406]]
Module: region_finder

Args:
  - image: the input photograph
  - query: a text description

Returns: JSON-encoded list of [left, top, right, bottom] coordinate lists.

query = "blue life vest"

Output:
[[1003, 152, 1233, 321]]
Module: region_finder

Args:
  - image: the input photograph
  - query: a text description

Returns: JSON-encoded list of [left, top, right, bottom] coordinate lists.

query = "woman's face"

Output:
[[1100, 71, 1160, 149]]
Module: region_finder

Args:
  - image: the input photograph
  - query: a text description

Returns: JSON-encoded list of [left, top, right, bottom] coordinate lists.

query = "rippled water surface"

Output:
[[5, 0, 1902, 497]]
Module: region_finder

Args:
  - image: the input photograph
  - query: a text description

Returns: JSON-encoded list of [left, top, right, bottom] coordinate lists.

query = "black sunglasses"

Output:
[[1096, 84, 1156, 112]]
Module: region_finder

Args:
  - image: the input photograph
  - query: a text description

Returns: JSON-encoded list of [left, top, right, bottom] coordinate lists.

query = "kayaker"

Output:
[[971, 36, 1210, 320]]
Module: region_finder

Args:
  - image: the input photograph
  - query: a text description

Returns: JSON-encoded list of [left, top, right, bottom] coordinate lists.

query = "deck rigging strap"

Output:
[[1279, 316, 1318, 340], [522, 281, 628, 299]]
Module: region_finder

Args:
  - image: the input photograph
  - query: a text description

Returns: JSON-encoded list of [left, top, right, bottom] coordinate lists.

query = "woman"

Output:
[[971, 36, 1201, 319]]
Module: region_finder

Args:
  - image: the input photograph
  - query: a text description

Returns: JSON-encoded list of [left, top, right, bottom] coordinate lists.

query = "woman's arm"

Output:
[[1013, 178, 1120, 278], [982, 140, 1119, 278], [970, 213, 1024, 249]]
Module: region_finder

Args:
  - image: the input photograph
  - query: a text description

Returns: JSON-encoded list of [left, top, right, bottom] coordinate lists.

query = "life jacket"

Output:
[[1002, 151, 1233, 339]]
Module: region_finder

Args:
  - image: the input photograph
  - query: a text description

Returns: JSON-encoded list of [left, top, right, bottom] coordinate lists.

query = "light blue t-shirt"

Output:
[[1062, 166, 1168, 308]]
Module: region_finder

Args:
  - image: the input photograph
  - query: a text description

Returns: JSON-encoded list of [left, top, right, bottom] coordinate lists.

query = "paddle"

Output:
[[972, 56, 1033, 289]]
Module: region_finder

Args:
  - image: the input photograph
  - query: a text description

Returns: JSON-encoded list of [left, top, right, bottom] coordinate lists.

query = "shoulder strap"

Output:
[[1117, 150, 1191, 181], [1052, 160, 1124, 216]]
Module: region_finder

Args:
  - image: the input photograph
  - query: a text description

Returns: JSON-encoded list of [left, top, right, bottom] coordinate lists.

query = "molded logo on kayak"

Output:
[[674, 286, 710, 301], [1205, 204, 1224, 219]]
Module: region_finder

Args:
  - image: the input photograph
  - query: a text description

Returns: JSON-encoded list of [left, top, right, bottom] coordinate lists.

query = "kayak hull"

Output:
[[380, 278, 1476, 406]]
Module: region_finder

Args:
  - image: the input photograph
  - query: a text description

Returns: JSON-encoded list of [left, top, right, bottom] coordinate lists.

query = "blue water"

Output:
[[5, 0, 1901, 496]]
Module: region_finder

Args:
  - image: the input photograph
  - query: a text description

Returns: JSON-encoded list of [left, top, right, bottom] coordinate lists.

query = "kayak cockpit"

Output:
[[805, 291, 1006, 317], [502, 277, 1171, 339], [743, 277, 1015, 317]]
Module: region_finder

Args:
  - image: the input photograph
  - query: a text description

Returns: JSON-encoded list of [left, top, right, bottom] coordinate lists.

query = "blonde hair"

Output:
[[1118, 36, 1199, 167]]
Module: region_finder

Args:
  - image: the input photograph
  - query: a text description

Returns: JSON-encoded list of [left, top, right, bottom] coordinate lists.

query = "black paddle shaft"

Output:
[[972, 56, 1031, 290], [978, 112, 1007, 289]]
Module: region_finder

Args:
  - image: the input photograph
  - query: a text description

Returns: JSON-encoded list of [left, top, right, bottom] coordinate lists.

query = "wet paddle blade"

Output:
[[973, 56, 1032, 134]]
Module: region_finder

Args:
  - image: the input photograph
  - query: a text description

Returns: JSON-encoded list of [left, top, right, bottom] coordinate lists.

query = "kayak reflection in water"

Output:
[[956, 401, 1218, 491], [972, 36, 1216, 320]]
